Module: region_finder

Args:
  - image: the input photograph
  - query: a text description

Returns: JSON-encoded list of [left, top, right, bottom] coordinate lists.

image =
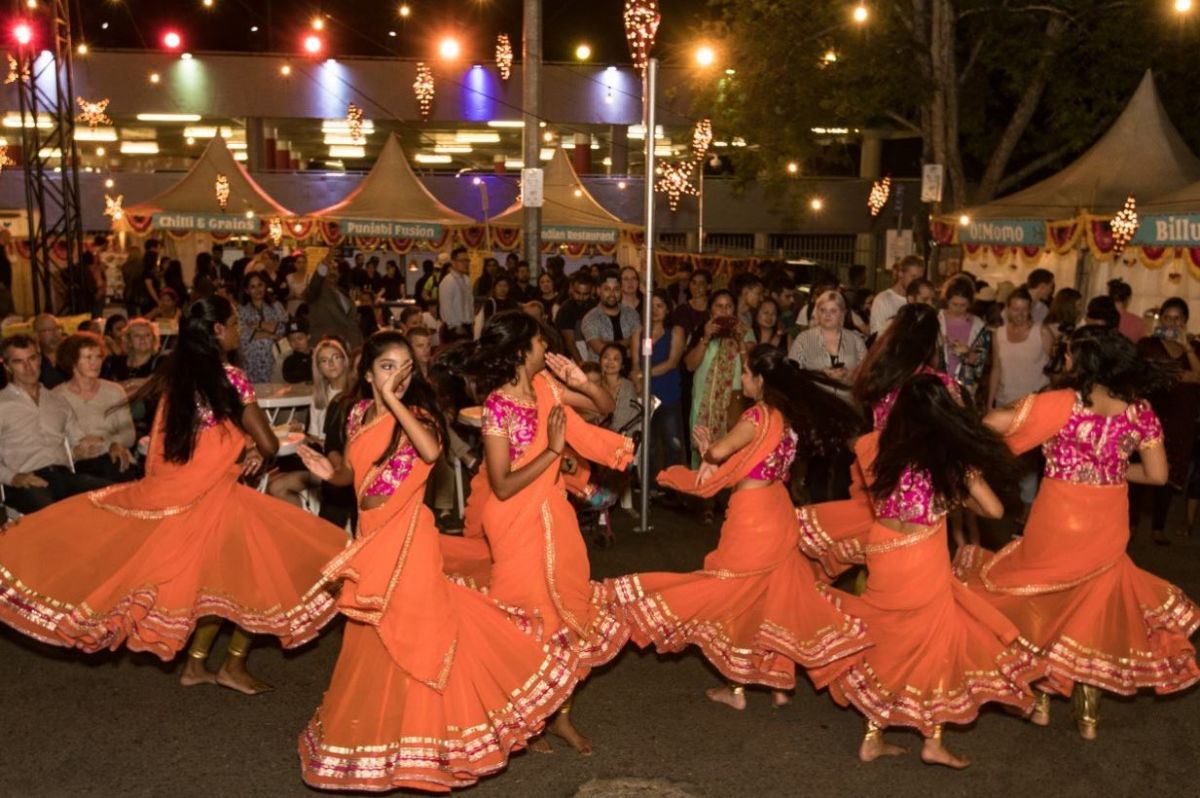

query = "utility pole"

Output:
[[521, 0, 542, 269]]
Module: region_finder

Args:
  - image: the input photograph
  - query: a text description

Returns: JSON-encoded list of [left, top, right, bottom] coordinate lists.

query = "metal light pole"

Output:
[[697, 166, 705, 253], [521, 0, 542, 269], [636, 57, 658, 533]]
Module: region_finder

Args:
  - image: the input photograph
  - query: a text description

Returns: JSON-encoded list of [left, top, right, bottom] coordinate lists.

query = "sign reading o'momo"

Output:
[[958, 219, 1045, 247]]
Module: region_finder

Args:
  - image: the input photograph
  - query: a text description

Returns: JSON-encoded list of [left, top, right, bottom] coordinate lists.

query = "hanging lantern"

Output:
[[691, 118, 713, 162], [623, 0, 661, 73], [215, 173, 230, 211], [413, 62, 435, 120], [103, 193, 124, 222], [346, 102, 365, 144], [1110, 194, 1138, 256], [268, 217, 283, 246], [655, 161, 697, 212], [495, 34, 513, 81], [75, 97, 112, 130], [868, 176, 891, 217]]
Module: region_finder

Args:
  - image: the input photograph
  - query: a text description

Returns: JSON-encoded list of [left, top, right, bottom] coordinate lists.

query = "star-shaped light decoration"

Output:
[[868, 176, 891, 217], [413, 63, 435, 120], [623, 0, 661, 73], [75, 97, 112, 130], [5, 55, 29, 85], [655, 161, 697, 212], [0, 143, 14, 174], [1110, 193, 1139, 256], [103, 193, 124, 222], [495, 34, 513, 81], [268, 217, 283, 246], [346, 102, 365, 145], [691, 118, 713, 162], [215, 173, 231, 211]]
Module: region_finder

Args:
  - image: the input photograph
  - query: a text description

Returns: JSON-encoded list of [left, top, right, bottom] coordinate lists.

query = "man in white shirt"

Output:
[[438, 247, 474, 342], [869, 255, 926, 336], [0, 335, 112, 514]]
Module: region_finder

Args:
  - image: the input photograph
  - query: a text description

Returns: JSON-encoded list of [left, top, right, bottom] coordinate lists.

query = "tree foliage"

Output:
[[700, 0, 1200, 208]]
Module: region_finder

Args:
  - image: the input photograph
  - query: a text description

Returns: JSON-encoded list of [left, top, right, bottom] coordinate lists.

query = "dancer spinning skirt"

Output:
[[955, 327, 1200, 738], [0, 297, 346, 693], [611, 346, 869, 708], [796, 304, 958, 581], [811, 375, 1039, 768], [298, 332, 582, 793]]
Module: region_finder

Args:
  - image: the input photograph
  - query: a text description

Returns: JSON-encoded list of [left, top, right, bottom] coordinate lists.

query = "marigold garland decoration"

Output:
[[868, 176, 891, 217], [655, 161, 697, 212], [75, 97, 112, 130], [495, 34, 513, 81], [1110, 194, 1138, 256], [623, 0, 661, 73], [103, 194, 124, 222], [215, 173, 230, 211], [414, 63, 435, 120], [346, 102, 365, 144]]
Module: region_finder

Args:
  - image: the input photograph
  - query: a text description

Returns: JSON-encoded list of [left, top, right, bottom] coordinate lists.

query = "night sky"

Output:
[[70, 1, 713, 64]]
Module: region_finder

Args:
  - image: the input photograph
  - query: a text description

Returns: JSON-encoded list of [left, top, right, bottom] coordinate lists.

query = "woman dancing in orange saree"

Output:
[[955, 327, 1200, 739], [796, 303, 959, 582], [297, 331, 582, 793], [811, 375, 1039, 769], [0, 296, 347, 694], [609, 346, 869, 709], [452, 311, 633, 754]]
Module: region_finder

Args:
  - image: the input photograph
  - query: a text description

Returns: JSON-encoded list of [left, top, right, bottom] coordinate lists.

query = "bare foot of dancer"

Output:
[[859, 725, 907, 763], [705, 684, 747, 710], [216, 657, 274, 696], [179, 656, 218, 688], [771, 690, 791, 708], [549, 712, 592, 755], [529, 736, 553, 754], [920, 734, 970, 769]]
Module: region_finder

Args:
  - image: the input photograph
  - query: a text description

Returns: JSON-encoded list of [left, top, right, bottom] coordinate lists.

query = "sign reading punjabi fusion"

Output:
[[1132, 214, 1200, 246], [151, 212, 262, 233], [340, 219, 444, 239], [543, 225, 619, 244], [957, 219, 1046, 246]]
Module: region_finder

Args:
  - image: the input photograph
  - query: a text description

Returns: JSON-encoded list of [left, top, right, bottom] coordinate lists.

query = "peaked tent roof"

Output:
[[311, 134, 474, 225], [125, 136, 292, 217], [964, 71, 1200, 220], [492, 148, 639, 230]]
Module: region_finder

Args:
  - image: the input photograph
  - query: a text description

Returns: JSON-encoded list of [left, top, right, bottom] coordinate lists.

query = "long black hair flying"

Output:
[[747, 345, 866, 454], [355, 330, 446, 467], [1060, 325, 1173, 406], [129, 295, 243, 464], [870, 374, 1021, 512], [441, 309, 546, 396], [853, 303, 942, 409]]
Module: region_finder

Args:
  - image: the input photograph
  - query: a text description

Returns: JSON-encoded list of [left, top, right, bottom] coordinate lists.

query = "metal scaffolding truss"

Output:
[[13, 0, 85, 314]]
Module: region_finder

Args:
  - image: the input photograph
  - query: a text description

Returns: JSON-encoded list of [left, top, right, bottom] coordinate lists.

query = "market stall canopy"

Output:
[[122, 136, 292, 234], [955, 71, 1200, 245], [310, 133, 474, 239], [491, 148, 640, 246]]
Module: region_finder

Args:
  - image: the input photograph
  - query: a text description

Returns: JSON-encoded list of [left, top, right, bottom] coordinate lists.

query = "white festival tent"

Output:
[[947, 70, 1200, 307]]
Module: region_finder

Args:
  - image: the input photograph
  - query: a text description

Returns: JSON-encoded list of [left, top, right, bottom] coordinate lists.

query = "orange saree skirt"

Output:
[[955, 479, 1200, 696], [299, 503, 581, 793], [608, 484, 869, 689], [0, 419, 345, 661], [796, 447, 872, 582], [812, 520, 1040, 735]]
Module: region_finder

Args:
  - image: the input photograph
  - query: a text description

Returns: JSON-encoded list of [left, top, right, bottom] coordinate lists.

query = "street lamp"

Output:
[[1175, 0, 1193, 13], [575, 43, 592, 61], [853, 4, 869, 24], [439, 36, 461, 60], [694, 44, 716, 67]]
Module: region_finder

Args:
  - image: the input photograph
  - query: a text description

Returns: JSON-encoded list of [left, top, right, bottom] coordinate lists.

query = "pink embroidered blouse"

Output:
[[741, 406, 798, 482], [1042, 397, 1163, 486], [872, 369, 960, 430], [873, 465, 948, 526], [346, 399, 420, 498], [481, 390, 538, 462], [197, 364, 256, 430]]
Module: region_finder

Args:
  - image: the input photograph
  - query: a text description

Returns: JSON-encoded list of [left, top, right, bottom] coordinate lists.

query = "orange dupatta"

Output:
[[658, 404, 783, 498], [320, 407, 458, 691], [1002, 389, 1075, 454]]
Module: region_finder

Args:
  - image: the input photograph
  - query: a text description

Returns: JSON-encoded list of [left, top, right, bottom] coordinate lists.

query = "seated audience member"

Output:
[[408, 326, 434, 378], [0, 335, 113, 513], [103, 314, 128, 357], [33, 313, 68, 388], [146, 287, 182, 322], [101, 317, 163, 438], [580, 269, 640, 361], [281, 318, 314, 384], [53, 332, 137, 482]]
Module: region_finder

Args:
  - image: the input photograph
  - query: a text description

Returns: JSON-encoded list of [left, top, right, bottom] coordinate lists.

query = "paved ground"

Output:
[[1, 501, 1198, 798]]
